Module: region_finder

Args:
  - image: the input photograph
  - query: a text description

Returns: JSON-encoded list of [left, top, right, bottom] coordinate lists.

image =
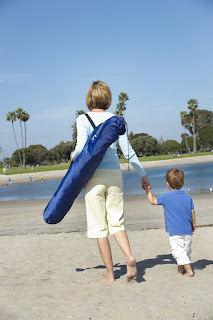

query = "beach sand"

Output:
[[0, 154, 213, 186], [0, 193, 213, 320]]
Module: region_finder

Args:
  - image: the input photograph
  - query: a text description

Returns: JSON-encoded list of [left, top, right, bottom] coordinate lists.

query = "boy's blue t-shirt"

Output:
[[156, 190, 194, 236]]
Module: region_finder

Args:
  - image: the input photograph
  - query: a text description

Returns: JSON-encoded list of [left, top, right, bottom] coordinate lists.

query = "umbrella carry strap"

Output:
[[85, 113, 96, 129]]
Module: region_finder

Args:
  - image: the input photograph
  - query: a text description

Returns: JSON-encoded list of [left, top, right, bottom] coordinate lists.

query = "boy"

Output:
[[145, 168, 196, 277]]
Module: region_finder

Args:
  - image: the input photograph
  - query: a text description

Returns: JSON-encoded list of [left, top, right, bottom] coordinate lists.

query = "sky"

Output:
[[0, 0, 213, 158]]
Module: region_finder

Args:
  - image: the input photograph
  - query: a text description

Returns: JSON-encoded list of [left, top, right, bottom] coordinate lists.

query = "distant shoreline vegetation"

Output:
[[1, 152, 213, 175], [2, 99, 213, 170]]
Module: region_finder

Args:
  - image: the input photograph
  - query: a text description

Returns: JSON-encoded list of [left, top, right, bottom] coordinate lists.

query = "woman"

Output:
[[71, 81, 150, 282]]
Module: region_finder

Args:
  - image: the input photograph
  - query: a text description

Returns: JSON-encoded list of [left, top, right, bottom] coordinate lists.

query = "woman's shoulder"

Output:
[[76, 114, 89, 129], [77, 112, 115, 126], [76, 113, 88, 122], [88, 111, 115, 118]]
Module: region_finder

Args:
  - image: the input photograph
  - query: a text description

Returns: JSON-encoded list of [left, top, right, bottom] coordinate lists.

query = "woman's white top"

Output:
[[72, 112, 146, 177]]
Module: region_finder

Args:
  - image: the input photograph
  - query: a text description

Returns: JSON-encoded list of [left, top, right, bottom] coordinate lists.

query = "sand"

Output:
[[0, 194, 213, 320], [0, 154, 213, 186]]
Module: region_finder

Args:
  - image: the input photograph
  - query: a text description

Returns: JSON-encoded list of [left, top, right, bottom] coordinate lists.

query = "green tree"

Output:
[[22, 111, 30, 167], [157, 137, 165, 155], [49, 141, 74, 164], [26, 145, 49, 165], [128, 131, 134, 141], [131, 135, 158, 156], [180, 99, 199, 154], [115, 92, 129, 118], [15, 108, 30, 169], [199, 127, 213, 149], [180, 111, 191, 153], [11, 145, 48, 166], [0, 146, 3, 168], [161, 140, 181, 154], [6, 111, 23, 167], [187, 99, 198, 153], [115, 92, 129, 167], [180, 136, 201, 153], [194, 109, 213, 138], [16, 108, 25, 168]]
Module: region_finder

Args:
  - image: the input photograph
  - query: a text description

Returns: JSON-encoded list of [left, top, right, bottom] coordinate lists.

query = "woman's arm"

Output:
[[118, 132, 151, 189], [71, 116, 89, 160], [118, 132, 146, 176]]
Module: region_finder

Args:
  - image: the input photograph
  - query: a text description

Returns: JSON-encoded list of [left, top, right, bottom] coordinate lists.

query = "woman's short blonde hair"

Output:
[[86, 81, 112, 111], [166, 168, 184, 190]]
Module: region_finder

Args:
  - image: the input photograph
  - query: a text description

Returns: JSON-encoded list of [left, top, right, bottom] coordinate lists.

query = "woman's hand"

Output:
[[70, 152, 73, 161], [141, 176, 151, 190]]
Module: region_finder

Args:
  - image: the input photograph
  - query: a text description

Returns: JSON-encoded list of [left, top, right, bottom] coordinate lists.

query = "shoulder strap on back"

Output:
[[85, 113, 96, 128]]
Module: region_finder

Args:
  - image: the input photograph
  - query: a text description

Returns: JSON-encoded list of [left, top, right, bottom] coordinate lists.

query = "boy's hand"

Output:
[[141, 176, 151, 190], [192, 223, 196, 232], [145, 188, 157, 205], [191, 210, 196, 232]]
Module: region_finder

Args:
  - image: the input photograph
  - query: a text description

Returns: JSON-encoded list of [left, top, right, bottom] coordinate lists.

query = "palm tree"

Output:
[[187, 99, 198, 153], [16, 108, 25, 168], [22, 111, 30, 167], [180, 111, 191, 153], [72, 110, 86, 142], [115, 92, 129, 118], [6, 111, 23, 167], [0, 146, 4, 169], [115, 92, 130, 170]]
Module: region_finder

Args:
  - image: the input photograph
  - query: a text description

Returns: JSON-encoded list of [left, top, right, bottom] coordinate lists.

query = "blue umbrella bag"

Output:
[[43, 116, 126, 224]]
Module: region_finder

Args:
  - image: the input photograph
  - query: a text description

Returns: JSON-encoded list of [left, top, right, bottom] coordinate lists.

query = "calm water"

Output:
[[0, 162, 213, 201]]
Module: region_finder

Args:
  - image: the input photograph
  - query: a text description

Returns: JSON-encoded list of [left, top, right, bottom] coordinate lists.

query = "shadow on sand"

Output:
[[76, 254, 213, 282]]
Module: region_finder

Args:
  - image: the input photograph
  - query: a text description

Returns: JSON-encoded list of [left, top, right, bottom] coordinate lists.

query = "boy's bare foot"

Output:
[[184, 271, 194, 277], [101, 274, 115, 282], [178, 265, 184, 274], [183, 264, 194, 277], [126, 256, 137, 281]]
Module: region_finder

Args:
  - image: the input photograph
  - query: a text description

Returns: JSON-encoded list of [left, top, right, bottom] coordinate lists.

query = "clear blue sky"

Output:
[[0, 0, 213, 158]]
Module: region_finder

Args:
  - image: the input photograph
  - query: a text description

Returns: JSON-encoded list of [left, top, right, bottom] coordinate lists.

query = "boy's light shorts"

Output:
[[169, 234, 192, 266], [84, 169, 125, 238]]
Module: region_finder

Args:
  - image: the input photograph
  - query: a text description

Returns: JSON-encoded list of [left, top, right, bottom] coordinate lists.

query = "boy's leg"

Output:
[[178, 265, 184, 273], [113, 230, 137, 281], [169, 235, 194, 277], [97, 237, 115, 282], [184, 235, 194, 277], [183, 263, 194, 277]]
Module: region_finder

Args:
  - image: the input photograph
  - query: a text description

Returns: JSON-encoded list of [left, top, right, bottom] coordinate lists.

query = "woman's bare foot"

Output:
[[178, 265, 184, 274], [101, 274, 115, 282], [126, 255, 137, 281]]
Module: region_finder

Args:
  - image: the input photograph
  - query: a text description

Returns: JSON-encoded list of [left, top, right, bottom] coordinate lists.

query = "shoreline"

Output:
[[0, 154, 212, 186]]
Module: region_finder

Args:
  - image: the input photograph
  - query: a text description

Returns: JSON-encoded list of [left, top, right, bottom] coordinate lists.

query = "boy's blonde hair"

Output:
[[166, 168, 184, 190], [86, 81, 112, 111]]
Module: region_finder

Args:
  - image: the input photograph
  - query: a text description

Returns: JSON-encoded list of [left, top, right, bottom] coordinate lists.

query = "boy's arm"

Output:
[[191, 209, 196, 231], [145, 189, 158, 205]]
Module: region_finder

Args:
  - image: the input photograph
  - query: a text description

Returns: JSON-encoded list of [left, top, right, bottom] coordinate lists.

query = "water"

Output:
[[0, 162, 213, 201]]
